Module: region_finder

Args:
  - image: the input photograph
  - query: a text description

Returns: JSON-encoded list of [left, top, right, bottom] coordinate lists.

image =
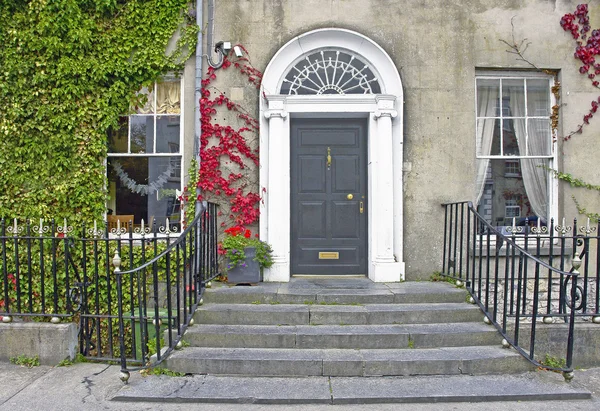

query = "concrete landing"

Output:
[[112, 372, 591, 404]]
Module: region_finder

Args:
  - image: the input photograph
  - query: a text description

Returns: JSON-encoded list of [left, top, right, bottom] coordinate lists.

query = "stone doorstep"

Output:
[[111, 373, 592, 404], [163, 345, 534, 377], [193, 302, 483, 325], [180, 323, 500, 349], [204, 280, 468, 304]]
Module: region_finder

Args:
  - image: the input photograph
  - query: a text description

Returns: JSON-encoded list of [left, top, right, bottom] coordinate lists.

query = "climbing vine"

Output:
[[0, 0, 197, 224], [194, 48, 263, 230], [500, 4, 600, 221], [560, 3, 600, 140]]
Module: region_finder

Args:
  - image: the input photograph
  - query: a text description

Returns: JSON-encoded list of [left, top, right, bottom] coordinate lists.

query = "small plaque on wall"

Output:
[[318, 252, 339, 260]]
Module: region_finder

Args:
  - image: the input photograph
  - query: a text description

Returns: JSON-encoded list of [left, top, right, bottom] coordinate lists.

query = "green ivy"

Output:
[[545, 167, 600, 222], [547, 168, 600, 192], [0, 0, 197, 224]]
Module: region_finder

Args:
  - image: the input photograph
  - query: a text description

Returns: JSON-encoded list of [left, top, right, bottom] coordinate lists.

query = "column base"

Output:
[[263, 260, 290, 282], [369, 261, 405, 282]]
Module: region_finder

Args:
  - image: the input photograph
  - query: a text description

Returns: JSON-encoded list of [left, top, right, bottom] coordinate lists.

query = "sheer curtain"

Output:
[[157, 81, 181, 114], [508, 83, 549, 219], [475, 81, 499, 204]]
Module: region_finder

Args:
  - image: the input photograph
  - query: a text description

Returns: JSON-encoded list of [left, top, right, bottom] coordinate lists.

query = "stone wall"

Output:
[[201, 0, 600, 279], [0, 322, 77, 365]]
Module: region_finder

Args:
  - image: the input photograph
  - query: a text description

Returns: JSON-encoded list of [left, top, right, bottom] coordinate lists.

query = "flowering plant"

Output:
[[218, 226, 273, 271]]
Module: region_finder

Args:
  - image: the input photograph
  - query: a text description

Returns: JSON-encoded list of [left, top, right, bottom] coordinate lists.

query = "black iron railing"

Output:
[[114, 202, 218, 381], [442, 201, 599, 380], [0, 202, 219, 371]]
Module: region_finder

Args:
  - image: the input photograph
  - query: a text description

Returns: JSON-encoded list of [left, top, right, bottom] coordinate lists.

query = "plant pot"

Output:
[[227, 247, 262, 285]]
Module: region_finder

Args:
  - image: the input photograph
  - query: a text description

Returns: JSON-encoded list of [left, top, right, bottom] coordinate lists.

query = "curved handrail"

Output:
[[118, 215, 201, 276], [442, 201, 581, 380], [465, 201, 577, 278], [113, 202, 219, 381]]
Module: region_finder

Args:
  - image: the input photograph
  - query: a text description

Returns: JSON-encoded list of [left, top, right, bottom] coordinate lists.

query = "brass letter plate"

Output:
[[319, 252, 339, 260]]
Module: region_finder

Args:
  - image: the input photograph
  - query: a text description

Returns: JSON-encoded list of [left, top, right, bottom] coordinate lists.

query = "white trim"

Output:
[[474, 71, 557, 222], [260, 29, 405, 282]]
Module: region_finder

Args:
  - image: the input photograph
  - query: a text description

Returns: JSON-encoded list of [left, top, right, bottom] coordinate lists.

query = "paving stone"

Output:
[[330, 373, 591, 404], [113, 375, 332, 404], [111, 373, 592, 404]]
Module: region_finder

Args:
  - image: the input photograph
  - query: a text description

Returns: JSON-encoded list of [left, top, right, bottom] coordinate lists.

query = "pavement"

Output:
[[1, 361, 600, 411]]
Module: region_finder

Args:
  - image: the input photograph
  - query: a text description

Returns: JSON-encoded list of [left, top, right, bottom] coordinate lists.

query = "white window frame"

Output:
[[106, 77, 184, 230], [504, 159, 521, 178], [505, 196, 521, 219], [475, 71, 558, 225]]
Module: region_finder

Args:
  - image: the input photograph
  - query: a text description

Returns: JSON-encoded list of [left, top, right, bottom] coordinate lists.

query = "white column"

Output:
[[370, 96, 403, 282], [263, 102, 290, 282]]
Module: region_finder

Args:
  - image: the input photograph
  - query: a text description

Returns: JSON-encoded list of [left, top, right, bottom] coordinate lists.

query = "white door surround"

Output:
[[259, 28, 405, 282]]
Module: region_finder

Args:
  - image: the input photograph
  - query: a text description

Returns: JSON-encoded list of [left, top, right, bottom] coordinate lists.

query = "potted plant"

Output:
[[218, 226, 273, 284]]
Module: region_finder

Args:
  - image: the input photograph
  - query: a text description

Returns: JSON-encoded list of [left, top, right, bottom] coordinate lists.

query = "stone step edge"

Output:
[[183, 322, 496, 332], [111, 374, 591, 404], [165, 345, 526, 361]]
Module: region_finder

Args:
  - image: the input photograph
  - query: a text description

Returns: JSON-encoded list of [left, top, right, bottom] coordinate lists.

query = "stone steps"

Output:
[[193, 302, 483, 325], [112, 373, 592, 404], [182, 322, 500, 349], [118, 279, 596, 404], [201, 280, 468, 304], [163, 280, 534, 378], [164, 345, 533, 377]]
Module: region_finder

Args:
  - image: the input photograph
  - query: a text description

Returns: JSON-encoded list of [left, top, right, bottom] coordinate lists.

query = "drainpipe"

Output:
[[194, 0, 203, 216]]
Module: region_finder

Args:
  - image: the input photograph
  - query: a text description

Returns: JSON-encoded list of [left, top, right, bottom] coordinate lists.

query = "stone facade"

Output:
[[187, 0, 600, 280]]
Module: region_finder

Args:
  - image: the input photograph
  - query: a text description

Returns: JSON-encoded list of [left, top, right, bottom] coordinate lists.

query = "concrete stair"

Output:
[[111, 279, 594, 404], [163, 279, 534, 377]]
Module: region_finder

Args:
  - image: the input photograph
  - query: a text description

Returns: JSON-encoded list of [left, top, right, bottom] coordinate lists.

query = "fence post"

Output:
[[113, 249, 129, 383], [564, 254, 581, 382]]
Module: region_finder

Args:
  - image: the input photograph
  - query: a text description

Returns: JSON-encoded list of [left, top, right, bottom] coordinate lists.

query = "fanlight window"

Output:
[[280, 50, 381, 95]]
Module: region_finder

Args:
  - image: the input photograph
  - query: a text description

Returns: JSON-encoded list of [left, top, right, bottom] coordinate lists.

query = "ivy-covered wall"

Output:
[[0, 0, 197, 224]]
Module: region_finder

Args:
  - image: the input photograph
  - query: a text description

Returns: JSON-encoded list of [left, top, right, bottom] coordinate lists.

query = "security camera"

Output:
[[215, 41, 232, 56], [233, 46, 243, 58]]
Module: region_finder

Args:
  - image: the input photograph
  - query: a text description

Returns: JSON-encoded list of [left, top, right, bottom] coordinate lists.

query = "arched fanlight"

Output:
[[280, 49, 381, 95]]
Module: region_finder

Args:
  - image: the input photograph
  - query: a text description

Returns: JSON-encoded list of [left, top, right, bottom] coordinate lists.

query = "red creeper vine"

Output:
[[196, 47, 263, 228], [560, 3, 600, 140]]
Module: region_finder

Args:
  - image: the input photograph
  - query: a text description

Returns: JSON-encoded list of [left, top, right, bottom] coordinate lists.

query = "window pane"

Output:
[[156, 115, 180, 153], [157, 80, 181, 114], [476, 159, 548, 228], [131, 85, 155, 114], [527, 79, 550, 116], [107, 157, 181, 228], [107, 116, 128, 153], [527, 119, 552, 156], [477, 118, 500, 156], [130, 115, 154, 154], [503, 119, 522, 156], [502, 79, 525, 117], [476, 79, 500, 117]]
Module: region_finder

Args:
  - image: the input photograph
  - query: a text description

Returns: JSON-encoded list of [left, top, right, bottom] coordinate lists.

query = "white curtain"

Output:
[[508, 84, 549, 219], [157, 81, 181, 114], [475, 82, 498, 204]]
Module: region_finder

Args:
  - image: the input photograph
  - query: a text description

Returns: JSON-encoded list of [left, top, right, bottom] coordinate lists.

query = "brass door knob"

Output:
[[347, 194, 353, 200]]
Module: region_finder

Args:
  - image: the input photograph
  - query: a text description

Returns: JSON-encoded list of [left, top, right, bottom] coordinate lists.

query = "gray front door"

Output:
[[291, 118, 367, 275]]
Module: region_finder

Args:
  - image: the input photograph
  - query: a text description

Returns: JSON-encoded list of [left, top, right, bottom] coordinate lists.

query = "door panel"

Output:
[[332, 201, 359, 239], [298, 201, 326, 239], [299, 156, 326, 192], [291, 118, 367, 275], [332, 156, 360, 193]]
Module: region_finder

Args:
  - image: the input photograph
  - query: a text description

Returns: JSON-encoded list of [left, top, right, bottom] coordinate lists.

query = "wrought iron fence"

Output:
[[0, 202, 219, 373], [114, 202, 219, 381], [441, 201, 599, 380]]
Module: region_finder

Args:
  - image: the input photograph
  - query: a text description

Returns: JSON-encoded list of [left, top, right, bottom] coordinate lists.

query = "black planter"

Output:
[[227, 247, 262, 284]]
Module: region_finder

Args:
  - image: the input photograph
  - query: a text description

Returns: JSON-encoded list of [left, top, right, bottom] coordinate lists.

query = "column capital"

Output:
[[374, 94, 397, 119], [372, 109, 398, 119], [264, 109, 288, 119]]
